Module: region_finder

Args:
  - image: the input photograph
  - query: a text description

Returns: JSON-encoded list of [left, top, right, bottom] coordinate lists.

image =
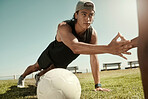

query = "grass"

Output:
[[78, 68, 144, 99], [0, 68, 144, 99]]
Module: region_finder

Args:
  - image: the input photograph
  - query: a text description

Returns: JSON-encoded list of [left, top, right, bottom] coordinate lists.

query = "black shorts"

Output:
[[37, 47, 53, 69]]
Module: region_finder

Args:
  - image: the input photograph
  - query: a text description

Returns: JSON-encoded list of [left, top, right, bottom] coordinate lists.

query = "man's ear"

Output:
[[75, 12, 78, 19]]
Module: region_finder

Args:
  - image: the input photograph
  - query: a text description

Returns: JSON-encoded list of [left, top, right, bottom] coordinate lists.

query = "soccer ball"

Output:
[[37, 68, 81, 99]]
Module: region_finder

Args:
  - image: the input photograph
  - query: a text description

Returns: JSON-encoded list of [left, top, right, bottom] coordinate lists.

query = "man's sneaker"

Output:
[[35, 74, 40, 86], [17, 75, 25, 88]]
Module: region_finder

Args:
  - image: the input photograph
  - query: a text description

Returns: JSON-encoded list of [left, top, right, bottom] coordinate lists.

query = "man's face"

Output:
[[75, 9, 95, 29]]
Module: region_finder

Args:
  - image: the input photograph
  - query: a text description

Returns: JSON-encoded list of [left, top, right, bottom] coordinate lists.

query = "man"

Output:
[[17, 0, 131, 91], [137, 0, 148, 98]]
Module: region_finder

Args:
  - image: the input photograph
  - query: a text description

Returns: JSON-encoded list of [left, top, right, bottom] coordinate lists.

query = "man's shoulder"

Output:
[[90, 26, 96, 33], [63, 19, 74, 23], [87, 26, 96, 34], [58, 19, 72, 25], [58, 20, 72, 32], [63, 19, 75, 27], [88, 26, 97, 39]]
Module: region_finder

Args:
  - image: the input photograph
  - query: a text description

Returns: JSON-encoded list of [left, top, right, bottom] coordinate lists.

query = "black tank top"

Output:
[[48, 20, 92, 68]]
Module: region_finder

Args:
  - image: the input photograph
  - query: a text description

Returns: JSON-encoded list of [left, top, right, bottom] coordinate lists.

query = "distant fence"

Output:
[[0, 74, 34, 80], [0, 67, 82, 80]]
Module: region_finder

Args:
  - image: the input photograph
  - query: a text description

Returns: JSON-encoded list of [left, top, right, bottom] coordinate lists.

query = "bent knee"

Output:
[[33, 62, 41, 71]]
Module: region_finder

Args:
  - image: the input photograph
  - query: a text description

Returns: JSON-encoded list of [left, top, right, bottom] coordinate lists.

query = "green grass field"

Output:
[[0, 68, 144, 99]]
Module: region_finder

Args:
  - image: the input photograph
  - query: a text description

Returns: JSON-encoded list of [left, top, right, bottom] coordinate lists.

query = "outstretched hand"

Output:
[[108, 32, 132, 59]]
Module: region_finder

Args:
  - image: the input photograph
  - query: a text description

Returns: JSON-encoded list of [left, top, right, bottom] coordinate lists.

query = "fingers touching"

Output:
[[109, 32, 133, 60]]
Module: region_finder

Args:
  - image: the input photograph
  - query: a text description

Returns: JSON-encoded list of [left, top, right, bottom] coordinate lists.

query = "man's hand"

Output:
[[94, 87, 111, 92], [108, 32, 132, 59]]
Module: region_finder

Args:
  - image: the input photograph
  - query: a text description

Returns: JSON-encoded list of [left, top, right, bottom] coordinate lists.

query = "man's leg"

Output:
[[21, 62, 41, 78], [35, 64, 55, 86], [137, 0, 148, 98], [17, 62, 41, 88], [38, 64, 55, 76]]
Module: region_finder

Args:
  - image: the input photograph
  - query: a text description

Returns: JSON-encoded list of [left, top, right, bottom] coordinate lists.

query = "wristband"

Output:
[[95, 83, 101, 88]]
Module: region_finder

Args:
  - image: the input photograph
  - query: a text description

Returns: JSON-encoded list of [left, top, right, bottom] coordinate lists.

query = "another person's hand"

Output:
[[94, 87, 111, 92], [123, 37, 138, 51], [108, 32, 132, 59]]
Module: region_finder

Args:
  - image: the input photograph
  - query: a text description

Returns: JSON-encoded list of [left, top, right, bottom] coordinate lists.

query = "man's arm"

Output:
[[131, 37, 138, 48], [90, 55, 100, 84], [90, 29, 110, 91], [57, 22, 131, 59], [89, 29, 100, 85]]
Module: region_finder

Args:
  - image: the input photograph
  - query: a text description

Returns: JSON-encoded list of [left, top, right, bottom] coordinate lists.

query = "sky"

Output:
[[0, 0, 138, 77]]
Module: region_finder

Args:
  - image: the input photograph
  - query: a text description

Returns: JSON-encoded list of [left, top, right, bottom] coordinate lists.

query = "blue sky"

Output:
[[0, 0, 138, 76]]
